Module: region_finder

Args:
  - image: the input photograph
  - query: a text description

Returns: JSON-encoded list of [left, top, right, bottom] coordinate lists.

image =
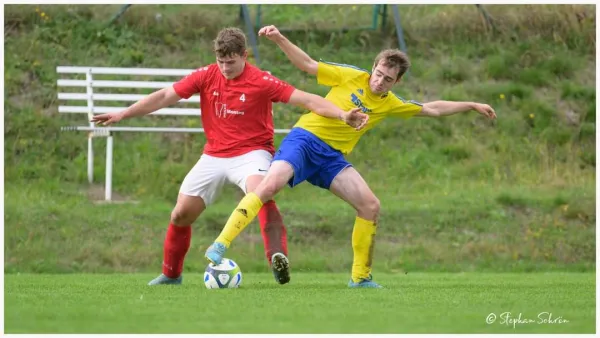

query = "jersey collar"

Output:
[[365, 87, 389, 101]]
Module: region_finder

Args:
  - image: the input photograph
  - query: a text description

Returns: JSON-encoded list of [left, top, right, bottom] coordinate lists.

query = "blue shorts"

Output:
[[273, 127, 351, 189]]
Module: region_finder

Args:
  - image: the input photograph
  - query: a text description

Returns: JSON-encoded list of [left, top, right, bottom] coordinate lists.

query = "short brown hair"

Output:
[[213, 27, 247, 58], [373, 49, 410, 81]]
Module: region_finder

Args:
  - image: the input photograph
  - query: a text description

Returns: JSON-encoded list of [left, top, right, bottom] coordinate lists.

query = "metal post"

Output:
[[107, 4, 132, 26], [105, 134, 113, 201], [475, 4, 497, 33], [381, 4, 388, 31], [391, 5, 408, 54], [372, 5, 380, 30], [86, 69, 94, 183], [241, 5, 261, 65], [87, 136, 93, 184], [255, 5, 262, 31]]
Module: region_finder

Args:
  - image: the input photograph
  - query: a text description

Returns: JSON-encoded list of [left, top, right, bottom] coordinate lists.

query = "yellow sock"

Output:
[[351, 216, 377, 283], [216, 193, 263, 247]]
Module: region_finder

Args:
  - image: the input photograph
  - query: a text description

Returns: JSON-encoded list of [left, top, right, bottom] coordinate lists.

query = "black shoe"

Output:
[[271, 253, 290, 285]]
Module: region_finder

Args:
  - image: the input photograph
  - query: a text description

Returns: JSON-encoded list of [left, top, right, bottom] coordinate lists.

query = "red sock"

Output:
[[258, 200, 288, 265], [162, 223, 192, 278]]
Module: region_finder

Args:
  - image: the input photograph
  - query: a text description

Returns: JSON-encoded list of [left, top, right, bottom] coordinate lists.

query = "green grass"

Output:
[[4, 178, 595, 274], [5, 273, 595, 333], [3, 6, 596, 333], [3, 4, 596, 274]]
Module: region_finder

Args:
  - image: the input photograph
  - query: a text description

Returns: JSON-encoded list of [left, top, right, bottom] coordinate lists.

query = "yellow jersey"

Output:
[[293, 61, 423, 154]]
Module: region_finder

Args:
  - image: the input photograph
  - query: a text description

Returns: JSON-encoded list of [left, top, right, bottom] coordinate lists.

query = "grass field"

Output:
[[5, 272, 595, 333], [4, 180, 595, 274], [3, 4, 596, 334]]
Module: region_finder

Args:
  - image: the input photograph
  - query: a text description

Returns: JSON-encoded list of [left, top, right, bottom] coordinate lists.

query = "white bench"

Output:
[[57, 66, 291, 201]]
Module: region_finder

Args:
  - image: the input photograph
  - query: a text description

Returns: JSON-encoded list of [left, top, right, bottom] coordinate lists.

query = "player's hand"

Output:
[[472, 103, 497, 120], [90, 112, 123, 126], [258, 25, 283, 42], [341, 108, 369, 131]]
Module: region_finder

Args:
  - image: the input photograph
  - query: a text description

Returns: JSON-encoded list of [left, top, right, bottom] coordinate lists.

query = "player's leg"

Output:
[[247, 174, 291, 284], [205, 160, 294, 264], [248, 175, 289, 269], [226, 149, 290, 284], [148, 194, 205, 285], [205, 128, 319, 264], [148, 154, 226, 285], [329, 167, 382, 288], [299, 143, 381, 288]]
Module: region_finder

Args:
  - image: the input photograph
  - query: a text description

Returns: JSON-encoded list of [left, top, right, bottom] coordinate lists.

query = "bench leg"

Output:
[[88, 137, 94, 184], [105, 135, 113, 201]]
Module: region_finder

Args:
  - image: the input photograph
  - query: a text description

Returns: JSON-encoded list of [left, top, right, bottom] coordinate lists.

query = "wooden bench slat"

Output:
[[57, 66, 194, 76], [58, 93, 200, 103], [57, 79, 175, 89], [59, 106, 200, 116]]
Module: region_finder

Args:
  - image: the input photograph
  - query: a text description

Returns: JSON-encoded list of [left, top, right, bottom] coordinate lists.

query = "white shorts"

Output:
[[179, 149, 272, 205]]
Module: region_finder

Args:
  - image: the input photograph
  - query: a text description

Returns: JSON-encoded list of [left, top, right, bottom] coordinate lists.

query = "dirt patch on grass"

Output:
[[87, 183, 135, 204]]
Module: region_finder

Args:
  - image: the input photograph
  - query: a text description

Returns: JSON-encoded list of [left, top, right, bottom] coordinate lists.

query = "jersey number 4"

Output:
[[239, 94, 246, 102]]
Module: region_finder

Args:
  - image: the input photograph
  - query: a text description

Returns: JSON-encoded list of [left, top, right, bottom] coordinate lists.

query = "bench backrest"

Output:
[[56, 66, 201, 123]]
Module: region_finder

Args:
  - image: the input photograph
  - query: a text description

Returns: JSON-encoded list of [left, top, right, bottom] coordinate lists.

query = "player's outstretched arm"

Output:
[[91, 87, 182, 126], [417, 101, 497, 119], [259, 25, 318, 76], [287, 89, 369, 130]]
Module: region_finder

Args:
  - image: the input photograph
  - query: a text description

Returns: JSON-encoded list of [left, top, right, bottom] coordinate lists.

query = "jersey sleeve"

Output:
[[260, 73, 296, 103], [388, 93, 423, 119], [317, 61, 368, 87], [172, 66, 210, 99]]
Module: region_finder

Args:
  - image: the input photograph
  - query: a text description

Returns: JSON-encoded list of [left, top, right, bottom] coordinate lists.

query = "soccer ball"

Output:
[[204, 258, 242, 289]]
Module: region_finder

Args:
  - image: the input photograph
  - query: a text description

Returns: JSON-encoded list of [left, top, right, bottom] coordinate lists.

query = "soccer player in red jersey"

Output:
[[91, 27, 368, 286]]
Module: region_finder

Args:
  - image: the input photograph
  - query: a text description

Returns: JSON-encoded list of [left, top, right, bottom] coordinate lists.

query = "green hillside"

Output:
[[4, 4, 595, 273]]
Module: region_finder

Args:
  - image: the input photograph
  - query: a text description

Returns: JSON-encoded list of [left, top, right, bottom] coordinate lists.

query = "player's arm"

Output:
[[259, 25, 318, 76], [91, 87, 182, 125], [287, 89, 368, 130], [92, 68, 205, 126], [417, 101, 497, 119]]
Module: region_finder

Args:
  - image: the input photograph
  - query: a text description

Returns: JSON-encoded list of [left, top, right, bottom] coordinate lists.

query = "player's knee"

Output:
[[170, 208, 186, 225], [170, 207, 200, 226], [258, 177, 280, 201], [260, 185, 277, 201], [369, 197, 381, 216], [359, 196, 380, 219]]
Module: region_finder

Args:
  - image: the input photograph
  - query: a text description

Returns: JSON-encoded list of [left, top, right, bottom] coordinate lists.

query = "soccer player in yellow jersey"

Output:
[[205, 25, 497, 288]]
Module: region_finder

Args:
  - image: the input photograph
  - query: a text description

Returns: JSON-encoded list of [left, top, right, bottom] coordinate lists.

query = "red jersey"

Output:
[[173, 63, 296, 157]]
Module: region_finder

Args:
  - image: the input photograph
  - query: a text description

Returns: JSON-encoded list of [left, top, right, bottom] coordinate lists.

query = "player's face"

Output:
[[369, 63, 399, 95], [216, 52, 247, 79]]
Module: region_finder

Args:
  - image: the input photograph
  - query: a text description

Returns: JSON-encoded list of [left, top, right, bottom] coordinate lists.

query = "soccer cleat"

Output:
[[348, 274, 383, 288], [271, 252, 291, 285], [204, 242, 227, 265], [147, 273, 183, 286]]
